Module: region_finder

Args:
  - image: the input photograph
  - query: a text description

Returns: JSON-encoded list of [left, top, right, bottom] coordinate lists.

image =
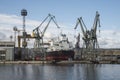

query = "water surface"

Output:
[[0, 64, 120, 80]]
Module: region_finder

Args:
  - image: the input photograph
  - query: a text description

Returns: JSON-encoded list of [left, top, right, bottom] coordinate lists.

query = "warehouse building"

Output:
[[0, 41, 14, 61]]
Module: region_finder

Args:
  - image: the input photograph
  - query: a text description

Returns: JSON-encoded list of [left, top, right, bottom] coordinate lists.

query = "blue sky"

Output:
[[0, 0, 120, 48], [0, 0, 120, 29]]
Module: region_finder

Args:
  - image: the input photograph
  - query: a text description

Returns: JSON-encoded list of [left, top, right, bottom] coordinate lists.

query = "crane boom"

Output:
[[41, 17, 52, 37], [33, 14, 50, 32], [74, 17, 87, 40], [92, 11, 100, 35]]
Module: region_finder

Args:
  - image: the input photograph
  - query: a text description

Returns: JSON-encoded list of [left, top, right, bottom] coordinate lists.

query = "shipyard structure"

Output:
[[0, 9, 120, 63]]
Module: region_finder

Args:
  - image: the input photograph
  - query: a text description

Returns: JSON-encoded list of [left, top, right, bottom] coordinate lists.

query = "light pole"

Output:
[[21, 9, 27, 48], [21, 9, 27, 60]]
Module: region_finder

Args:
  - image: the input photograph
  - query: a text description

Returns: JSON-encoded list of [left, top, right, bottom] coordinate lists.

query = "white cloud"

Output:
[[0, 14, 21, 25], [98, 30, 120, 48]]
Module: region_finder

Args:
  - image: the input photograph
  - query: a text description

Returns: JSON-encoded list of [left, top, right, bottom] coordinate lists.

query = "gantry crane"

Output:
[[32, 14, 60, 49]]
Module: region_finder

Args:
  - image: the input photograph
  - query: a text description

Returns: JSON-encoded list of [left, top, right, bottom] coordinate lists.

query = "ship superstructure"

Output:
[[47, 34, 73, 52]]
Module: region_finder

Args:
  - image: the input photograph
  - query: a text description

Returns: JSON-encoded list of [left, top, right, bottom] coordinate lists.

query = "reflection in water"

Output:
[[0, 64, 120, 80], [73, 64, 99, 80]]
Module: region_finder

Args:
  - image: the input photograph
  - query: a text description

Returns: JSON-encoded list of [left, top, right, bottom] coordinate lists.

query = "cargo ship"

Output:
[[45, 34, 75, 61]]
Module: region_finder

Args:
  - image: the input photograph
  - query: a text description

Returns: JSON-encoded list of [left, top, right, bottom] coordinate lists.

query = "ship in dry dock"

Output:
[[45, 33, 74, 61]]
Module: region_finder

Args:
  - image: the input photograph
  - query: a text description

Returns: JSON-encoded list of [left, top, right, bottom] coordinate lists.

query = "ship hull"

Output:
[[46, 50, 74, 61]]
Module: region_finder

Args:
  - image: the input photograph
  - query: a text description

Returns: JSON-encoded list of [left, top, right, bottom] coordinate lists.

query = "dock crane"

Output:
[[32, 14, 60, 49], [74, 11, 101, 60], [74, 11, 100, 49]]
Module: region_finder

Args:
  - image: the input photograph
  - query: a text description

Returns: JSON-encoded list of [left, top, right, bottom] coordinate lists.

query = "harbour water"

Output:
[[0, 64, 120, 80]]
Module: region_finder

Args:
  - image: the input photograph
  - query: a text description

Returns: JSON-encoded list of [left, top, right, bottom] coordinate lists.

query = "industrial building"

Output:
[[0, 41, 14, 61]]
